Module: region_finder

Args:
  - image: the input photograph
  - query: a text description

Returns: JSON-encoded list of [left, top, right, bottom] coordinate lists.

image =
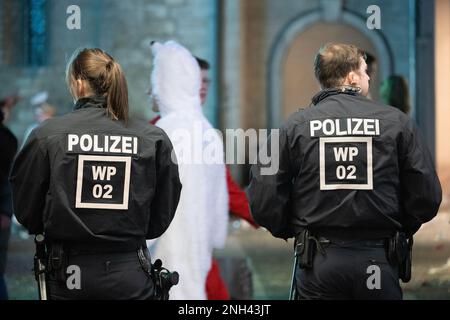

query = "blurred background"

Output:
[[1, 0, 449, 299]]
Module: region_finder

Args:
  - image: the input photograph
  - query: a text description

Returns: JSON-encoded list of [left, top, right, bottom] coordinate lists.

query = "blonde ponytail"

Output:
[[105, 60, 129, 123], [66, 48, 129, 123]]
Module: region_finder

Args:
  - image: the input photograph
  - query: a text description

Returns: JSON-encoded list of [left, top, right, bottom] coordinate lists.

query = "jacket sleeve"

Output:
[[0, 128, 18, 218], [399, 119, 442, 235], [0, 128, 18, 181], [9, 129, 50, 234], [146, 133, 182, 239], [247, 127, 297, 239]]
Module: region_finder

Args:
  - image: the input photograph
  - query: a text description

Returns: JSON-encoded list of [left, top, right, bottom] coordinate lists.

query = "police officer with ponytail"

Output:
[[10, 48, 182, 299]]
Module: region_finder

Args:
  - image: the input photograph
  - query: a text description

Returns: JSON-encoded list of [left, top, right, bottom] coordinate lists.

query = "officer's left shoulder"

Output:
[[359, 96, 411, 125]]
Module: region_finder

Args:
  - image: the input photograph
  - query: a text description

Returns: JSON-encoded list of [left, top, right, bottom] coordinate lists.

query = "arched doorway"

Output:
[[283, 23, 379, 119], [268, 10, 393, 128]]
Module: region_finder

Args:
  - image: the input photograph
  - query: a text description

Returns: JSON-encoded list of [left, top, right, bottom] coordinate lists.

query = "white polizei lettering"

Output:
[[322, 119, 334, 135], [352, 118, 364, 135], [335, 119, 347, 136], [133, 137, 138, 154], [68, 134, 79, 151], [80, 134, 93, 151], [334, 147, 348, 161], [92, 166, 107, 180], [122, 136, 132, 154], [106, 166, 116, 180], [375, 119, 380, 135], [364, 119, 376, 135], [93, 135, 104, 152], [105, 135, 109, 151], [349, 147, 359, 161], [310, 119, 381, 137], [110, 136, 121, 153], [68, 134, 138, 154], [310, 120, 322, 137]]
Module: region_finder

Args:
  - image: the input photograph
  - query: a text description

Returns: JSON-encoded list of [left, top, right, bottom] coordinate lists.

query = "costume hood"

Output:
[[147, 40, 229, 300], [151, 41, 202, 117]]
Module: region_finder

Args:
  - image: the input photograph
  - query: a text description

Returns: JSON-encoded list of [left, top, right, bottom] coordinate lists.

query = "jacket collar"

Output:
[[73, 95, 106, 111], [311, 86, 361, 105]]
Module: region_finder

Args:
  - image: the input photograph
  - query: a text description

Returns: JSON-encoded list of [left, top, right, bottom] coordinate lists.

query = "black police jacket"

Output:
[[0, 120, 18, 219], [248, 89, 442, 240], [10, 96, 182, 250]]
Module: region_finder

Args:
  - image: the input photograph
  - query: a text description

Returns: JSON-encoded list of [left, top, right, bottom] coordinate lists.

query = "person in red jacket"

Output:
[[149, 56, 258, 299]]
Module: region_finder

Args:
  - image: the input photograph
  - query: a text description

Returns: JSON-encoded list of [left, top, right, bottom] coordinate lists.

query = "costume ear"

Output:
[[150, 41, 163, 55]]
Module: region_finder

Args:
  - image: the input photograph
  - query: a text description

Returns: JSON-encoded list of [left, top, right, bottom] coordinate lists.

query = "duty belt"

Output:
[[317, 237, 387, 248], [48, 238, 146, 256]]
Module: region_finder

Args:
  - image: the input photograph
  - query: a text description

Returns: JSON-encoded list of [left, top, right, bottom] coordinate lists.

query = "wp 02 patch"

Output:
[[319, 137, 373, 190], [75, 155, 131, 210]]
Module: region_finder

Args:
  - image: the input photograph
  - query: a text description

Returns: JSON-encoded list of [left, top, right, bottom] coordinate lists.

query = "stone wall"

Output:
[[0, 0, 218, 144]]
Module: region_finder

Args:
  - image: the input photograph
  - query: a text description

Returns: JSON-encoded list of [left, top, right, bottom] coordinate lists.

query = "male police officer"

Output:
[[248, 43, 442, 300]]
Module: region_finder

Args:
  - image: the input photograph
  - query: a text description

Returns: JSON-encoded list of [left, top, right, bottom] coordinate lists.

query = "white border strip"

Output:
[[75, 155, 131, 210], [319, 137, 373, 190]]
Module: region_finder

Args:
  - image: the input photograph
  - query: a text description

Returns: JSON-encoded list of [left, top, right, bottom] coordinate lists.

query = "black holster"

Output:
[[138, 247, 179, 300], [388, 231, 413, 283], [137, 247, 152, 275], [295, 230, 316, 269], [46, 243, 68, 283]]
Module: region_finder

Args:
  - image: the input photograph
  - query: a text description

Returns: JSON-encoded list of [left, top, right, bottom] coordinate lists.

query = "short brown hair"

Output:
[[66, 48, 129, 123], [195, 56, 210, 70], [314, 43, 366, 89]]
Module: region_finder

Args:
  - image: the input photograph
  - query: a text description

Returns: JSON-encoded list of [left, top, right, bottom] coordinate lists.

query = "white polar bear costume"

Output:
[[147, 41, 228, 300]]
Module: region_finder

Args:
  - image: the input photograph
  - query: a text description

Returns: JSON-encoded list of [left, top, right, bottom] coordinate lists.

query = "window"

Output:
[[26, 0, 48, 66]]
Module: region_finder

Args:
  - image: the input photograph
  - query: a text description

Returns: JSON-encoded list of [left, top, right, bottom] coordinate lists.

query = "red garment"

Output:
[[149, 115, 161, 125], [226, 167, 258, 227], [206, 169, 258, 300], [149, 115, 256, 299], [205, 258, 230, 300]]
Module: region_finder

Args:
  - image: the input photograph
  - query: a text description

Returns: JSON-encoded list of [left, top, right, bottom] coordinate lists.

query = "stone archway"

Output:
[[268, 8, 393, 128], [282, 23, 379, 118]]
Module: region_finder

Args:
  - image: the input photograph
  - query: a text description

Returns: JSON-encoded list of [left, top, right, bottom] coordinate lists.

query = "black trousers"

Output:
[[296, 244, 402, 300], [48, 251, 154, 300]]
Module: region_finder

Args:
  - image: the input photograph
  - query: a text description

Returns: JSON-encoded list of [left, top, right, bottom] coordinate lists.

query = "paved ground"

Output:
[[218, 220, 450, 300], [4, 196, 450, 300]]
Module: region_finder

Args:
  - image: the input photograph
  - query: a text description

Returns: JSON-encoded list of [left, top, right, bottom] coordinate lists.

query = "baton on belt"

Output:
[[289, 240, 299, 300]]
